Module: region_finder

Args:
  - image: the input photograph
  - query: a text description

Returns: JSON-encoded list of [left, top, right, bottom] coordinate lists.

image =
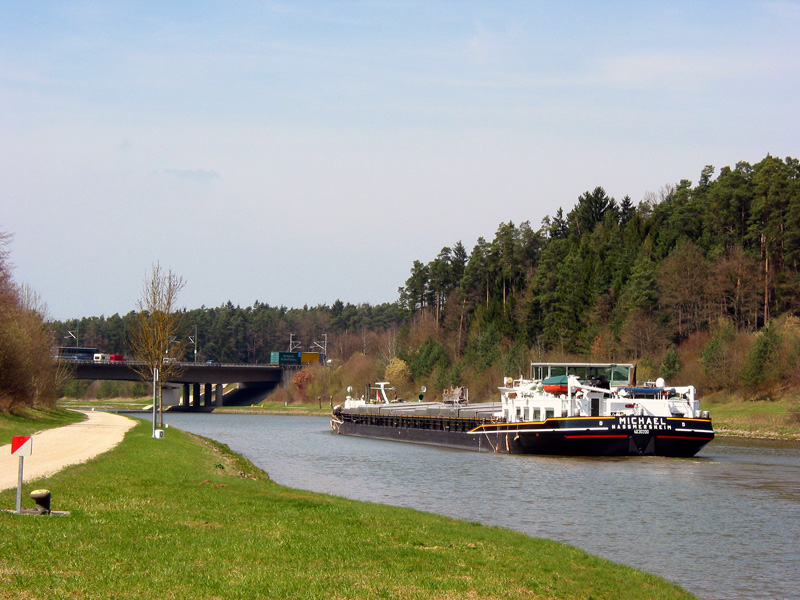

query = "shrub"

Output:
[[699, 318, 739, 391], [97, 380, 126, 399], [384, 357, 411, 390], [740, 323, 782, 399], [660, 348, 681, 380], [406, 336, 449, 380], [293, 369, 315, 401]]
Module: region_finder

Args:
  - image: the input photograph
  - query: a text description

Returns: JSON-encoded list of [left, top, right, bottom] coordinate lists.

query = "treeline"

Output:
[[52, 301, 406, 365], [50, 154, 800, 402]]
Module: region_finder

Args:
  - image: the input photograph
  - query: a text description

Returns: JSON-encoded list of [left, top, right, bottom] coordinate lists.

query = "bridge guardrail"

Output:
[[55, 358, 283, 368]]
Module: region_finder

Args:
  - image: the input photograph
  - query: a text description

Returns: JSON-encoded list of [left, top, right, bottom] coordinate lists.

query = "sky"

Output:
[[2, 1, 799, 321]]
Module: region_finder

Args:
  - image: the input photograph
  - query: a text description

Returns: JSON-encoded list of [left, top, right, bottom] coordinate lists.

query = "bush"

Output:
[[130, 382, 149, 398], [660, 348, 681, 381], [293, 369, 315, 400], [97, 380, 126, 399], [501, 342, 528, 379], [740, 323, 782, 399], [406, 337, 449, 380], [699, 318, 739, 391], [62, 379, 91, 399], [384, 357, 411, 391]]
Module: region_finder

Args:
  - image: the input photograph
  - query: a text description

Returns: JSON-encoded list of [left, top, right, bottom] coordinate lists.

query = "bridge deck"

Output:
[[65, 360, 285, 384]]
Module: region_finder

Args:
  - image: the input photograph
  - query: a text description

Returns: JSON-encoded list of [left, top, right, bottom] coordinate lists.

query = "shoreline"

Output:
[[60, 403, 800, 442]]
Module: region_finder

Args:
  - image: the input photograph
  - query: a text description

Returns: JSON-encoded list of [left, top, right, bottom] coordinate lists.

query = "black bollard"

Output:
[[30, 489, 51, 514]]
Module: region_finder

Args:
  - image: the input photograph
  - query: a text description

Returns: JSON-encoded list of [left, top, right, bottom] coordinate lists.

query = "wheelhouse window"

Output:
[[530, 363, 634, 387]]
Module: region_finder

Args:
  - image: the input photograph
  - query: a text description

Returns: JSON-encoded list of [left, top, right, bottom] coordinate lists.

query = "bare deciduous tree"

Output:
[[0, 231, 63, 412], [128, 263, 186, 427], [376, 326, 398, 366]]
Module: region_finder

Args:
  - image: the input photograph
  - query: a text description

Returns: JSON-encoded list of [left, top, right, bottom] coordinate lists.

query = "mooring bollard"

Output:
[[30, 489, 51, 514]]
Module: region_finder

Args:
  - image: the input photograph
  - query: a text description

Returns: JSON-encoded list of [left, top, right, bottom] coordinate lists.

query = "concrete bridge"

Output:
[[67, 360, 286, 408]]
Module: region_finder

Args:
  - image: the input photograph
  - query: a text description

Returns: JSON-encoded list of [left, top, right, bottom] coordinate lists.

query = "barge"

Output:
[[331, 363, 714, 457]]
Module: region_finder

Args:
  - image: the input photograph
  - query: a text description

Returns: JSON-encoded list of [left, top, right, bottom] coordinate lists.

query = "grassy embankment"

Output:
[[0, 417, 696, 600], [0, 407, 85, 445], [701, 392, 800, 440], [58, 397, 156, 412]]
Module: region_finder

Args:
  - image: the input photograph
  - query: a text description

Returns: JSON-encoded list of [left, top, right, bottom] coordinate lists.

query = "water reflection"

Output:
[[153, 413, 800, 600]]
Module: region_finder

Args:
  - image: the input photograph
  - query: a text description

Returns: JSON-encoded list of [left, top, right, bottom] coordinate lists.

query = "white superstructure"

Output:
[[499, 363, 704, 424]]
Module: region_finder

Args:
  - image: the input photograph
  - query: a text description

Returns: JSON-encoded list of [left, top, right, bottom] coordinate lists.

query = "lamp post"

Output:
[[188, 326, 198, 362], [152, 368, 159, 438]]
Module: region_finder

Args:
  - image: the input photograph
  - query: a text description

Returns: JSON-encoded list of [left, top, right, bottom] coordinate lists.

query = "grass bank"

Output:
[[701, 392, 800, 440], [0, 407, 84, 445], [59, 397, 152, 412], [0, 418, 695, 600], [215, 401, 332, 416]]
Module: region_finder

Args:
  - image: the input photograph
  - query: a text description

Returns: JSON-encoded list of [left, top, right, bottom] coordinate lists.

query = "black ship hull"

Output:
[[331, 410, 714, 457]]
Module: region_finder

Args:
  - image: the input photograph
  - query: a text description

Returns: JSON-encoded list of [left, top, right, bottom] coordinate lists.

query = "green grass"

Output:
[[0, 407, 85, 445], [0, 419, 696, 600], [59, 397, 153, 411], [701, 392, 800, 439], [216, 401, 333, 416]]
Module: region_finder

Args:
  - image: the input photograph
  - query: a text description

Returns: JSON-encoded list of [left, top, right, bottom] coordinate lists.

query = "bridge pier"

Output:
[[204, 383, 212, 407], [180, 382, 222, 409]]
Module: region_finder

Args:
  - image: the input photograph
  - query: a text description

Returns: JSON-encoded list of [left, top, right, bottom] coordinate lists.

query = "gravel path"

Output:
[[0, 411, 136, 491]]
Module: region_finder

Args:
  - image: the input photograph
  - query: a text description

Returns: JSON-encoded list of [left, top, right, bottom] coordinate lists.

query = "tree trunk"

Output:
[[764, 254, 770, 325]]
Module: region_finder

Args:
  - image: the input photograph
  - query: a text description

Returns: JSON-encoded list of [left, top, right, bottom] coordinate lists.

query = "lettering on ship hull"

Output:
[[615, 416, 668, 431]]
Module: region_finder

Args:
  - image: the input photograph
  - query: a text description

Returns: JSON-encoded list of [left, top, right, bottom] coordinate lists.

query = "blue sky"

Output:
[[2, 1, 799, 320]]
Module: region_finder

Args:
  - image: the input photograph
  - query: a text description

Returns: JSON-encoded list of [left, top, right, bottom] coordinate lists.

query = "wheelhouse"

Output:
[[529, 362, 635, 388]]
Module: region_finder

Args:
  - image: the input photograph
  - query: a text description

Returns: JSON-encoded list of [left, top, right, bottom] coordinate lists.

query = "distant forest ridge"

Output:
[[52, 154, 800, 397]]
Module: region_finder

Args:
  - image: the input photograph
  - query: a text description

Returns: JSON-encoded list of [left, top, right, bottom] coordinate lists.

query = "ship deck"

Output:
[[343, 401, 501, 421]]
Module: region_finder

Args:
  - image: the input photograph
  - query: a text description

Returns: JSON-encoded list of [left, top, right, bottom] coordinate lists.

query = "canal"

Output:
[[152, 413, 800, 600]]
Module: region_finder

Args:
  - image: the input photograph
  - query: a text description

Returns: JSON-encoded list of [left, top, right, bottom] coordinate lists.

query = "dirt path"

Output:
[[0, 411, 136, 491]]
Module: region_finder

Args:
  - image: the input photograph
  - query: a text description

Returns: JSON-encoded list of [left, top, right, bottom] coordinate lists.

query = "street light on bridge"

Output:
[[188, 325, 198, 362]]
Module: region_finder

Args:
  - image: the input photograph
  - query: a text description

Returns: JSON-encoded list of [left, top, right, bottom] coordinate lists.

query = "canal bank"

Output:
[[0, 417, 694, 599]]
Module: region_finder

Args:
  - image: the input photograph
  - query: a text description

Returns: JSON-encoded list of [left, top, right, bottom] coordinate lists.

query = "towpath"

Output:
[[0, 411, 135, 491]]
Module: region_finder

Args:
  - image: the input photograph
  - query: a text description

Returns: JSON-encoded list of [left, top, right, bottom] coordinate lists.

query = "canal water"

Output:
[[153, 413, 800, 600]]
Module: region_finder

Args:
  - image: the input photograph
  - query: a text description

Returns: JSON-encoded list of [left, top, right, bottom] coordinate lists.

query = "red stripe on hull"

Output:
[[564, 434, 628, 439]]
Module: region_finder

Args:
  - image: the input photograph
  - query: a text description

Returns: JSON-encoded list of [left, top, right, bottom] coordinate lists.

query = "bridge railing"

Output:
[[55, 358, 283, 368]]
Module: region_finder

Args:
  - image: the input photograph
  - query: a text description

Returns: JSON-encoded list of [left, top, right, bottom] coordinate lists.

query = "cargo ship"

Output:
[[330, 363, 714, 457]]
